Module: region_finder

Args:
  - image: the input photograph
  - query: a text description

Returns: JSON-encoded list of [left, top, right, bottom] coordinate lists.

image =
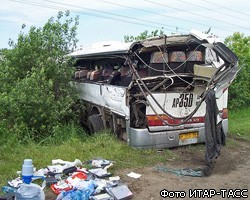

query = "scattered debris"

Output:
[[108, 176, 120, 181], [105, 184, 133, 200], [1, 158, 133, 200], [90, 159, 112, 168], [7, 178, 23, 188], [89, 163, 113, 178], [90, 193, 114, 200], [126, 172, 142, 179], [52, 159, 82, 166], [1, 186, 17, 193], [155, 165, 206, 177]]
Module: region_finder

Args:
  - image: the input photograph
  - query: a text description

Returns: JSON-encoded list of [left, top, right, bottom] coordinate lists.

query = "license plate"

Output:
[[172, 93, 194, 108], [179, 132, 198, 145]]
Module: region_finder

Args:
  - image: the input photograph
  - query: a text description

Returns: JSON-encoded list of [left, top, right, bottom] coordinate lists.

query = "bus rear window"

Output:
[[169, 51, 186, 62], [150, 51, 168, 63], [187, 51, 203, 61]]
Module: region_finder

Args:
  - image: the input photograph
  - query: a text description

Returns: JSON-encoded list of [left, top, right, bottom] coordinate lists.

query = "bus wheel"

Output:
[[88, 114, 104, 134]]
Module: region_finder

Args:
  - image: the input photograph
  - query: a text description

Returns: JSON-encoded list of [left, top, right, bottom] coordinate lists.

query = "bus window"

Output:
[[187, 51, 203, 61], [150, 51, 168, 63], [169, 51, 186, 62], [168, 51, 186, 73], [185, 50, 205, 73]]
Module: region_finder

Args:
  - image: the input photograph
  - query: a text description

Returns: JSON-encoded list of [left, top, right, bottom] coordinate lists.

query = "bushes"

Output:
[[225, 32, 250, 109], [124, 28, 164, 42], [0, 11, 80, 141]]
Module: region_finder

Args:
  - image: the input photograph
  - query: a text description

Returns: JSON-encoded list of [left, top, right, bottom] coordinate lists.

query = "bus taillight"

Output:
[[146, 115, 204, 126], [222, 108, 228, 119]]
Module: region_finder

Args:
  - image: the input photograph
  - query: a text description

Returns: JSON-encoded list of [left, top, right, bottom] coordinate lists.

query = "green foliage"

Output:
[[224, 32, 250, 109], [124, 28, 165, 42], [228, 107, 250, 142], [0, 11, 80, 140]]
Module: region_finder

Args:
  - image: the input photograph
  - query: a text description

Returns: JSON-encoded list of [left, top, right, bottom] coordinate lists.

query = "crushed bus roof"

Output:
[[68, 30, 221, 59], [68, 41, 132, 58]]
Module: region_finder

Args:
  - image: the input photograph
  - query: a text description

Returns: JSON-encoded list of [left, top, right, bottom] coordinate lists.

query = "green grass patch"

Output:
[[0, 129, 172, 189], [228, 107, 250, 141]]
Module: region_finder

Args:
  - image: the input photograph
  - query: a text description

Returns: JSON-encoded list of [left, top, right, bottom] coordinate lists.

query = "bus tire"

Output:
[[88, 114, 104, 134]]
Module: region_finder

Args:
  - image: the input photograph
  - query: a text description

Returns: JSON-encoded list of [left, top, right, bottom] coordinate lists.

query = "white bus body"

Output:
[[69, 30, 238, 149]]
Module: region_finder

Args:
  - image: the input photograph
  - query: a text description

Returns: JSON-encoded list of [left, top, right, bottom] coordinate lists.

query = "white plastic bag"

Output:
[[15, 183, 45, 200]]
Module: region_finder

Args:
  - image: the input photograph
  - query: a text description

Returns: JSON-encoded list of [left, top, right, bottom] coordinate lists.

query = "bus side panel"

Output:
[[76, 82, 129, 117], [216, 89, 229, 136]]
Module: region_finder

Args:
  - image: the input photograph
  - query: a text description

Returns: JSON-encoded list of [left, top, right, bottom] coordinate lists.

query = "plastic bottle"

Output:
[[15, 159, 45, 200], [21, 159, 34, 184], [15, 183, 45, 200]]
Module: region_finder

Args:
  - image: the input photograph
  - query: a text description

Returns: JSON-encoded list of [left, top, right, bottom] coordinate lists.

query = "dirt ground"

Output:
[[46, 137, 250, 199], [119, 137, 250, 199]]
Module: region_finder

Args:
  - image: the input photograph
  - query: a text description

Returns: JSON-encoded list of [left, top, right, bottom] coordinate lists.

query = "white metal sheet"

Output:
[[76, 82, 129, 117]]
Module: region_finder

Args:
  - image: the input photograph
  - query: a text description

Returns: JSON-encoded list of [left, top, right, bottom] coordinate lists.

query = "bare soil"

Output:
[[119, 137, 250, 199], [46, 137, 250, 199]]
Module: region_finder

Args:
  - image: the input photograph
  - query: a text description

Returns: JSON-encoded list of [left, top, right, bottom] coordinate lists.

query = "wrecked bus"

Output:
[[68, 30, 238, 149]]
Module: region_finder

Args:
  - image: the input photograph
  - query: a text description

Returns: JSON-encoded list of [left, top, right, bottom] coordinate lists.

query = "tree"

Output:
[[224, 32, 250, 109], [0, 11, 80, 139], [124, 28, 165, 42]]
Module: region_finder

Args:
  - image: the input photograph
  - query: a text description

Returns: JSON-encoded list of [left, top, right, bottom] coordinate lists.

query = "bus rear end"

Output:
[[128, 85, 229, 148], [127, 32, 237, 149]]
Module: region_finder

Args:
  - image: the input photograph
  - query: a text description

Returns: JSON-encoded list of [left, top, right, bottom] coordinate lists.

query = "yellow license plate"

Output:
[[179, 132, 198, 140]]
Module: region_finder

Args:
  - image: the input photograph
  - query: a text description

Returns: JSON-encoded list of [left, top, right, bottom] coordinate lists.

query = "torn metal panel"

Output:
[[190, 29, 222, 44], [75, 82, 129, 117], [130, 100, 147, 128], [68, 41, 132, 59], [193, 64, 217, 79], [213, 65, 238, 98], [212, 42, 238, 65], [138, 35, 190, 48]]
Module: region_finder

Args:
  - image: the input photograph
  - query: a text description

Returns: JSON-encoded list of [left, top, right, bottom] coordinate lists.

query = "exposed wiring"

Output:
[[134, 43, 204, 87], [135, 51, 194, 88], [128, 42, 238, 127], [134, 43, 203, 73], [128, 59, 209, 126], [157, 44, 204, 72], [149, 74, 174, 92], [155, 45, 201, 86]]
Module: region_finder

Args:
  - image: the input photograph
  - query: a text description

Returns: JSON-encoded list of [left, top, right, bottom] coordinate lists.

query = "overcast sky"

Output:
[[0, 0, 249, 49]]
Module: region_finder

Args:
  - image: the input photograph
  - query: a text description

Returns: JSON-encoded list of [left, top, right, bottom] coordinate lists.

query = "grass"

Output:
[[228, 107, 250, 141], [0, 128, 173, 190]]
